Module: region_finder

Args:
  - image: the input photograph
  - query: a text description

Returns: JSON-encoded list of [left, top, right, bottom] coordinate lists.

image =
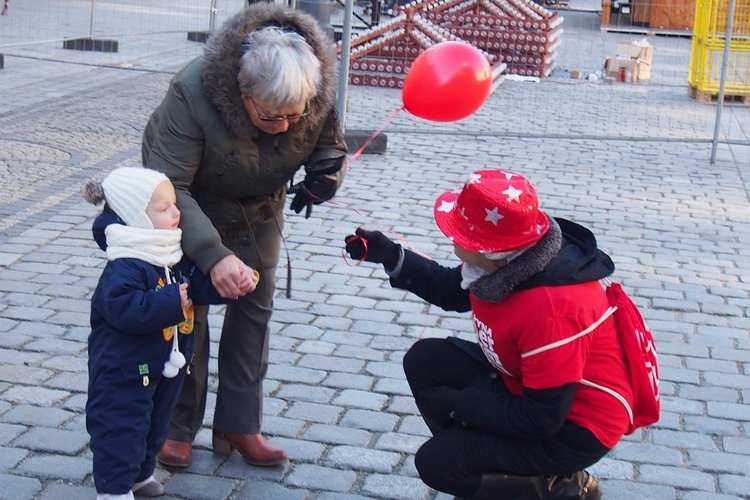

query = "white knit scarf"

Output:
[[105, 224, 183, 267]]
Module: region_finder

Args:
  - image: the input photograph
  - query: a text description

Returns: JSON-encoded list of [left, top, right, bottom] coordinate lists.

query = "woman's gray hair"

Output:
[[238, 26, 321, 109]]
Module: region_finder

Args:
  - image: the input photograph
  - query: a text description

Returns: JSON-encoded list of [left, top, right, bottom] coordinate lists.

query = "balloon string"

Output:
[[343, 107, 404, 170], [341, 231, 433, 268]]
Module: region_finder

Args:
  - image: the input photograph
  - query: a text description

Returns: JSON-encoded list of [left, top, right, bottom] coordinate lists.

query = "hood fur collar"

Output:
[[201, 3, 339, 138], [470, 217, 563, 303]]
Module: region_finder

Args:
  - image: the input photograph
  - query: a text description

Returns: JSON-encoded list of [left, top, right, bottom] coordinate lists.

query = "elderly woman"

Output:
[[345, 170, 633, 499], [143, 3, 346, 468]]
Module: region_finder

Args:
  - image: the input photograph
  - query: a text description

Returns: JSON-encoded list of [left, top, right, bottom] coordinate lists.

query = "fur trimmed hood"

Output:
[[201, 3, 339, 138], [469, 217, 615, 303]]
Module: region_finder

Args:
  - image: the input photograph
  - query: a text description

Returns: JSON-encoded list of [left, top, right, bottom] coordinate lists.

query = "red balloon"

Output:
[[402, 42, 492, 122]]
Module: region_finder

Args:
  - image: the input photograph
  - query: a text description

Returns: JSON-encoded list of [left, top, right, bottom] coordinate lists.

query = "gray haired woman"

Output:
[[142, 3, 347, 469]]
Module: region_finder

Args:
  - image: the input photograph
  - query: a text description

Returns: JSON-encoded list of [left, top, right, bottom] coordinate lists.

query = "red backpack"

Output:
[[604, 280, 660, 434]]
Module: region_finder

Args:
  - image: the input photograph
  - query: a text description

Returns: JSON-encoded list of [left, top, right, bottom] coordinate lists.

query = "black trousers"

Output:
[[403, 338, 610, 498]]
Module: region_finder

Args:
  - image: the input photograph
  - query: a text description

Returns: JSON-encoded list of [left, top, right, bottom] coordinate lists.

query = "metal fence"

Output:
[[0, 0, 747, 156]]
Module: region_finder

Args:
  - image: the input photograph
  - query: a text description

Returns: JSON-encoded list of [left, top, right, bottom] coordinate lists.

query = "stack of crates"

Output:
[[688, 0, 750, 103]]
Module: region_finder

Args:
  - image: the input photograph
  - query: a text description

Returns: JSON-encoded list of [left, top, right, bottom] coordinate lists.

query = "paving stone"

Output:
[[689, 450, 750, 475], [332, 390, 388, 410], [0, 423, 27, 446], [374, 432, 426, 454], [339, 409, 399, 432], [0, 404, 75, 427], [14, 454, 92, 481], [23, 338, 86, 356], [397, 415, 430, 437], [12, 426, 89, 455], [284, 463, 357, 493], [652, 430, 719, 451], [1, 386, 70, 406], [681, 492, 747, 500], [685, 415, 740, 436], [7, 321, 66, 338], [285, 401, 343, 424], [0, 331, 32, 351], [322, 373, 374, 391], [360, 473, 432, 500], [0, 473, 42, 500], [302, 424, 372, 447], [273, 437, 326, 463], [0, 364, 54, 385], [719, 473, 750, 498], [324, 445, 401, 473], [707, 401, 750, 421], [334, 344, 385, 361], [0, 446, 28, 471], [639, 464, 716, 491], [218, 455, 289, 481], [722, 436, 750, 455], [374, 377, 412, 396], [267, 364, 326, 384], [276, 384, 336, 404], [163, 473, 237, 500], [297, 354, 365, 373], [0, 306, 55, 321], [233, 480, 308, 500], [35, 482, 95, 500], [597, 479, 675, 499]]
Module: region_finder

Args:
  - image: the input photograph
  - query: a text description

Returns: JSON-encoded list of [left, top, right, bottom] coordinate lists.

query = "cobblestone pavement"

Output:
[[1, 3, 750, 500]]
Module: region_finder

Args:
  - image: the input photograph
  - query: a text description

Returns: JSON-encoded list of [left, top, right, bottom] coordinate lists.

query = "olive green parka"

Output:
[[142, 3, 347, 274]]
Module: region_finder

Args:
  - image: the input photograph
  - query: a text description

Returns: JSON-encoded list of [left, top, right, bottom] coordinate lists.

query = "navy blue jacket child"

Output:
[[83, 167, 233, 498]]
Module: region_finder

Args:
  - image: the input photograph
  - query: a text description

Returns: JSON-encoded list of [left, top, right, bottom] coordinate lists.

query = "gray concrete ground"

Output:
[[1, 1, 749, 499]]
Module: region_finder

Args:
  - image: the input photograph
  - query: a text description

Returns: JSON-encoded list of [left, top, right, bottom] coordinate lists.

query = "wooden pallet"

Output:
[[689, 85, 750, 105]]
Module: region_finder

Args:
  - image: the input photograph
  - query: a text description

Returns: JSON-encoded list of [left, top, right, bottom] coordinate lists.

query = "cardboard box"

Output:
[[604, 57, 641, 83], [605, 39, 654, 82], [615, 42, 653, 63], [612, 40, 654, 81], [570, 70, 583, 79]]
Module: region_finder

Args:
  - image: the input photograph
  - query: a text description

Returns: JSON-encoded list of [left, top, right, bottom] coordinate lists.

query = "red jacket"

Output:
[[472, 281, 631, 447]]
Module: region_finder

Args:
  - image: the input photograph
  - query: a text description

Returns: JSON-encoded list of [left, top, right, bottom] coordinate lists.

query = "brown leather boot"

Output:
[[156, 439, 192, 468], [212, 430, 288, 466]]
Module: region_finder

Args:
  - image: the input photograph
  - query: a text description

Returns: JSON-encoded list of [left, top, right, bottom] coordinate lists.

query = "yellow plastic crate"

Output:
[[688, 0, 750, 101]]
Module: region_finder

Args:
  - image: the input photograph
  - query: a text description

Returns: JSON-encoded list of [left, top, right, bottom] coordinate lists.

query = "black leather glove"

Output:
[[289, 172, 339, 219], [417, 386, 460, 428], [344, 228, 401, 269]]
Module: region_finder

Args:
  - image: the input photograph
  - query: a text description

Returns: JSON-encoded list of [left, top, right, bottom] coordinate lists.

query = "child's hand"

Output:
[[237, 268, 259, 294], [179, 283, 189, 308]]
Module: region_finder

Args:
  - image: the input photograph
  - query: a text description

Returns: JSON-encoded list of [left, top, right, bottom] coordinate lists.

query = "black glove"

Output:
[[289, 172, 339, 219], [344, 228, 401, 269], [417, 386, 460, 428]]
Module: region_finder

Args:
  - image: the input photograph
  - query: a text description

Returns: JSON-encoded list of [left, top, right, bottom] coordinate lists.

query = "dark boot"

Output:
[[542, 471, 602, 500], [465, 470, 602, 499]]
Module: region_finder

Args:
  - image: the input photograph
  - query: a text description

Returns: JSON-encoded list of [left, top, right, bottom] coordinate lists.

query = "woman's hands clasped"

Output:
[[209, 254, 258, 299]]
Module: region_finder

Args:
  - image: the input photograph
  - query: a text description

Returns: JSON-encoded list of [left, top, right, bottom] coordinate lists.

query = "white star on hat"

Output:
[[437, 200, 455, 213], [484, 207, 503, 225], [502, 185, 523, 203], [467, 173, 482, 185]]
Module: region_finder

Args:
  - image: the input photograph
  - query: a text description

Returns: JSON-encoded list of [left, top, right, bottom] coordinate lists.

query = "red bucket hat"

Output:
[[433, 170, 550, 253]]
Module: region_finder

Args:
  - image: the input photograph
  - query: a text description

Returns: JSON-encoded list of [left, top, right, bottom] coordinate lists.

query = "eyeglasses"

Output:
[[249, 97, 310, 122]]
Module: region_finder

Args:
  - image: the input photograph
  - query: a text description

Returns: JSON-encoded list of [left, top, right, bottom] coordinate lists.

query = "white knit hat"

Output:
[[100, 167, 170, 229]]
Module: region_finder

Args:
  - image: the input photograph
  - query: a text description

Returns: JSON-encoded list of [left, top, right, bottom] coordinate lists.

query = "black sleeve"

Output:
[[388, 249, 472, 313], [452, 381, 579, 438]]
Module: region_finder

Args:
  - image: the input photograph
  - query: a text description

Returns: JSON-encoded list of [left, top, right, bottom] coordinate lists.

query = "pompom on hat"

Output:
[[434, 169, 550, 253], [83, 166, 170, 230]]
